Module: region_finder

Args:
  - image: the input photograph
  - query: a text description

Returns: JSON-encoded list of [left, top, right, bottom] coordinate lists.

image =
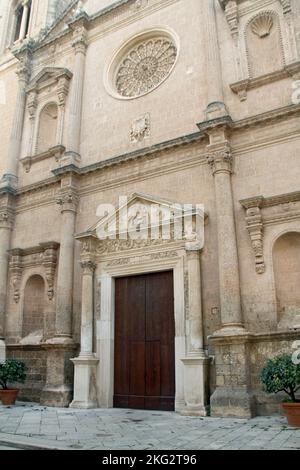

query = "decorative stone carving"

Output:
[[130, 114, 150, 142], [81, 260, 96, 275], [96, 237, 173, 255], [41, 243, 60, 300], [8, 243, 59, 303], [9, 250, 23, 303], [240, 192, 300, 274], [240, 198, 265, 274], [115, 37, 177, 98], [224, 1, 239, 40], [279, 0, 292, 15], [57, 189, 79, 213], [133, 0, 148, 10], [206, 144, 233, 175], [72, 25, 88, 54], [250, 13, 274, 39]]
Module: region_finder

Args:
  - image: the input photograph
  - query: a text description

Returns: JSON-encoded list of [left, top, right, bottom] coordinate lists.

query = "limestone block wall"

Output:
[[7, 345, 47, 402]]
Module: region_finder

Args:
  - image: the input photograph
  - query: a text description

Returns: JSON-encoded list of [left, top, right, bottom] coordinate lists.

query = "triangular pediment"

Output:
[[27, 67, 73, 93], [77, 193, 205, 248]]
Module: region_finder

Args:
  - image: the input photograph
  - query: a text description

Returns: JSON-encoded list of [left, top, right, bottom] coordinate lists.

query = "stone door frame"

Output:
[[96, 247, 186, 412]]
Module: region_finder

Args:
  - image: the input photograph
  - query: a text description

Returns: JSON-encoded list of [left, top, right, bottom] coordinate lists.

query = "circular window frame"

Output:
[[104, 27, 180, 101]]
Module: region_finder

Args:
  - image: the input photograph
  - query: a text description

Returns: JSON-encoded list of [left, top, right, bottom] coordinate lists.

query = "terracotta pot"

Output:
[[0, 389, 19, 406], [282, 402, 300, 427]]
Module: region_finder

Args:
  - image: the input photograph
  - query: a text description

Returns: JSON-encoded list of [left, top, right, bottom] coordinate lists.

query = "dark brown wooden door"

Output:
[[114, 271, 175, 411]]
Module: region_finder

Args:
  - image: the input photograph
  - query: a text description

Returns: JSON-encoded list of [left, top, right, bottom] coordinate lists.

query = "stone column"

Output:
[[202, 0, 227, 120], [79, 261, 95, 357], [19, 0, 30, 41], [63, 17, 88, 166], [41, 183, 78, 407], [1, 50, 31, 189], [181, 246, 209, 416], [0, 194, 14, 342], [207, 130, 252, 418], [207, 136, 244, 331], [55, 188, 78, 342], [70, 236, 99, 409]]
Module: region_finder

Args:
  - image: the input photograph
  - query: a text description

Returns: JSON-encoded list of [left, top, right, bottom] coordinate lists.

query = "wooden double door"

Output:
[[114, 271, 175, 411]]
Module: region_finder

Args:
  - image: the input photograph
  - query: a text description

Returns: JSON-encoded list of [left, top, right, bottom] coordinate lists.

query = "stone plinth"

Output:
[[70, 356, 99, 409]]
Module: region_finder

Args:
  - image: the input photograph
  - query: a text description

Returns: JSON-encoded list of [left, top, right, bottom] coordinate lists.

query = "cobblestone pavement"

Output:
[[0, 403, 299, 450]]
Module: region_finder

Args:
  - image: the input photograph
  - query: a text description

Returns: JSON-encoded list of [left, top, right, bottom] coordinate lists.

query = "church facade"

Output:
[[0, 0, 300, 417]]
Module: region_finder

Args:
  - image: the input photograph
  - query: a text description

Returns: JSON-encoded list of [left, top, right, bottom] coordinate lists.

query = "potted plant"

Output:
[[261, 353, 300, 427], [0, 359, 26, 406]]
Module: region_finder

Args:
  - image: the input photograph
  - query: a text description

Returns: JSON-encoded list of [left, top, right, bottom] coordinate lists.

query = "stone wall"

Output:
[[7, 345, 47, 402]]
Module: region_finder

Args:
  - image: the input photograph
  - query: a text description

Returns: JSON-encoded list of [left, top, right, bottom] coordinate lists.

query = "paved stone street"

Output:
[[0, 403, 299, 450]]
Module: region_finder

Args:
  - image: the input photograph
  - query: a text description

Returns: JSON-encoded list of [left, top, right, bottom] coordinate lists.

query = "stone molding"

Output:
[[21, 145, 66, 173], [24, 67, 72, 164], [240, 191, 300, 274], [8, 242, 59, 302], [231, 61, 300, 101]]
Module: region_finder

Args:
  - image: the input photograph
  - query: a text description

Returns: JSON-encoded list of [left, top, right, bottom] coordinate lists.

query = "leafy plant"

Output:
[[0, 359, 27, 390], [261, 354, 300, 403]]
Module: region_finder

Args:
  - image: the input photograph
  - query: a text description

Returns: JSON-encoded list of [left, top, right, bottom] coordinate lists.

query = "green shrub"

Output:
[[0, 359, 27, 390], [260, 353, 300, 403]]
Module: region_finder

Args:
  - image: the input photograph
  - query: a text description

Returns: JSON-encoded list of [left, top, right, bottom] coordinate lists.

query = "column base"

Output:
[[0, 339, 6, 363], [40, 385, 73, 408], [209, 330, 254, 418], [41, 340, 78, 407], [212, 324, 248, 337], [69, 356, 99, 409], [181, 355, 209, 417], [210, 387, 254, 418]]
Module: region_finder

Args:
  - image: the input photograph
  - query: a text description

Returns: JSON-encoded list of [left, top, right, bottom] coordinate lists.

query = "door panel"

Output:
[[114, 271, 175, 411]]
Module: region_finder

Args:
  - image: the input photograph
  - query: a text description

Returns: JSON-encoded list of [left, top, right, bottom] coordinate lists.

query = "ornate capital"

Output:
[[206, 143, 233, 175], [81, 260, 96, 275], [57, 189, 79, 213], [72, 26, 88, 54]]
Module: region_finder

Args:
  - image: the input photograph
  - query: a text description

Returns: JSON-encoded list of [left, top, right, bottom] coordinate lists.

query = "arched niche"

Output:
[[273, 232, 300, 328], [22, 274, 46, 340], [246, 11, 284, 78], [36, 102, 58, 154]]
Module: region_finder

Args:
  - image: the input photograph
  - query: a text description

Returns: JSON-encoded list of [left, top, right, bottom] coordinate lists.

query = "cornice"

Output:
[[240, 191, 300, 210], [231, 63, 300, 101], [51, 131, 203, 179]]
